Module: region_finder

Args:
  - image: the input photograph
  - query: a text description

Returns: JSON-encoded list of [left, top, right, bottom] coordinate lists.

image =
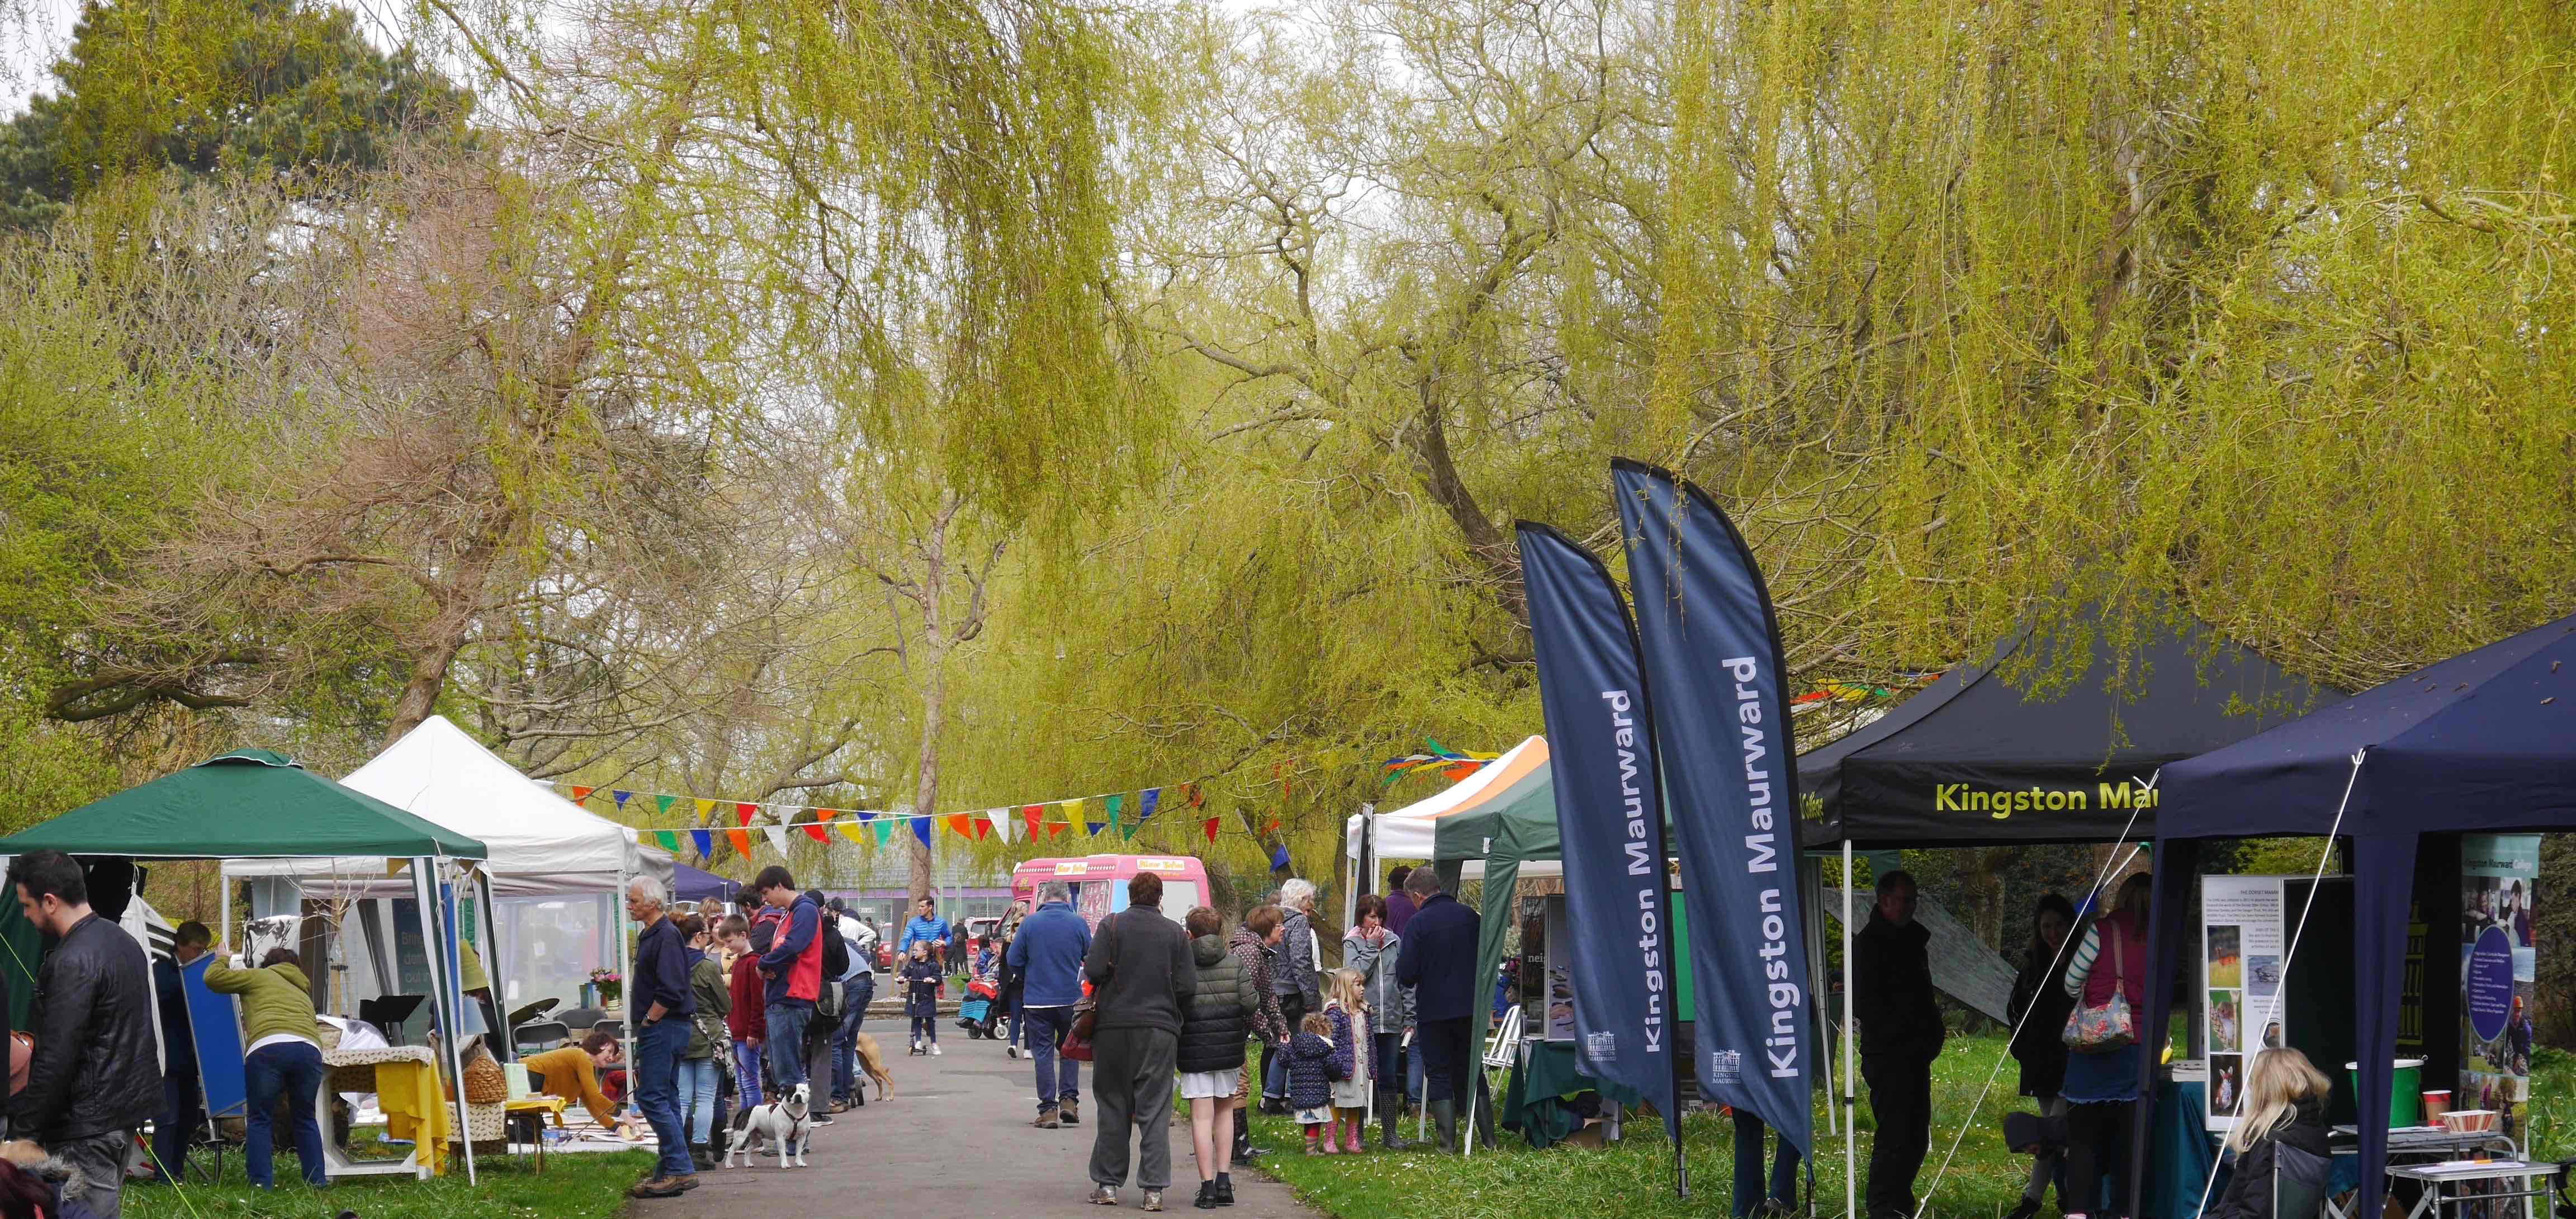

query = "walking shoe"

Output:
[[1007, 1044, 1024, 1059], [811, 1112, 835, 1126], [1060, 1097, 1081, 1125], [1033, 1109, 1061, 1129], [930, 1042, 943, 1056], [1088, 1184, 1120, 1206], [674, 1174, 701, 1191], [1142, 1190, 1164, 1212], [2005, 1200, 2043, 1219], [628, 1177, 684, 1199], [1214, 1173, 1235, 1206], [1195, 1182, 1219, 1210]]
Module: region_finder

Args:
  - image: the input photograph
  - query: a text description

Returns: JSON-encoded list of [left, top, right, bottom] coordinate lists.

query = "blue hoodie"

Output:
[[898, 913, 952, 957], [1005, 900, 1092, 1008]]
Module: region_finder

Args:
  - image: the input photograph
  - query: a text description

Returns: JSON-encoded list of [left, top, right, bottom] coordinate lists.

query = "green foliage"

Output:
[[0, 0, 471, 228], [124, 1144, 655, 1219]]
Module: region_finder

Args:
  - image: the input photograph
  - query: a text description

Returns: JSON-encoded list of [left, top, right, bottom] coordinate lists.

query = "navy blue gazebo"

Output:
[[2145, 613, 2576, 1219]]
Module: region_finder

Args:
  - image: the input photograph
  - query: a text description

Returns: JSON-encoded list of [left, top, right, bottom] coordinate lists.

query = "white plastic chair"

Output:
[[1462, 1007, 1524, 1160]]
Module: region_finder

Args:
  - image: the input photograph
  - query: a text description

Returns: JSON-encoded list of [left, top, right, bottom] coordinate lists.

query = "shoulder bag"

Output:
[[1062, 915, 1119, 1062], [2061, 919, 2137, 1053]]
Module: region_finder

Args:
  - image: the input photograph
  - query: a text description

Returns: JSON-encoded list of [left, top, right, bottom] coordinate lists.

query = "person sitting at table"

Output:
[[203, 946, 328, 1190], [523, 1031, 636, 1135], [2204, 1048, 2331, 1219]]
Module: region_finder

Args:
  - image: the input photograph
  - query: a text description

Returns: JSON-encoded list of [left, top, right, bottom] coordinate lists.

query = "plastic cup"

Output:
[[2422, 1090, 2451, 1123]]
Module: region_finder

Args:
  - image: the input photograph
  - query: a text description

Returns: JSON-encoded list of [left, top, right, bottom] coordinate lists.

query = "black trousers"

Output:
[[1417, 1016, 1476, 1105], [2065, 1098, 2137, 1217], [1863, 1056, 1932, 1218]]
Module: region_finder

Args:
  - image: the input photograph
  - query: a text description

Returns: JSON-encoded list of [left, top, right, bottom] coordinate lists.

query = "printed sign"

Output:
[[2460, 834, 2539, 1142], [2202, 875, 2289, 1130]]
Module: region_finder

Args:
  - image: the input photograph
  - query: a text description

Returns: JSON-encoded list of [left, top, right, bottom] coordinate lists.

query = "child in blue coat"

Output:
[[1287, 1012, 1347, 1154]]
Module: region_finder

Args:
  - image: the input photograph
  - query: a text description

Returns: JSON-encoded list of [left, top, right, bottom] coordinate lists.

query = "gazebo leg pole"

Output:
[[1843, 840, 1857, 1219]]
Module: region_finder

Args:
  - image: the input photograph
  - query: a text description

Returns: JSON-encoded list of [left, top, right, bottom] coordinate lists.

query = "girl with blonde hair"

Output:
[[2207, 1048, 2332, 1219]]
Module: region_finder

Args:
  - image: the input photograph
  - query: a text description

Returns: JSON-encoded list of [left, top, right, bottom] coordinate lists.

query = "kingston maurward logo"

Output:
[[1934, 781, 2158, 818]]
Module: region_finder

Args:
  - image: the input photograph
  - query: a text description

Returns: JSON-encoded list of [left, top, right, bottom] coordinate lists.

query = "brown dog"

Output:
[[849, 1032, 894, 1102]]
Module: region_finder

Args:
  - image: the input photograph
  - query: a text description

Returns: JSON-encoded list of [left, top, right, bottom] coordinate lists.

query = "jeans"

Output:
[[1007, 997, 1024, 1048], [912, 1014, 936, 1044], [732, 1040, 765, 1108], [634, 1017, 695, 1179], [55, 1130, 132, 1218], [676, 1055, 718, 1145], [244, 1040, 327, 1188], [1733, 1109, 1802, 1217], [832, 978, 868, 1102], [1864, 1056, 1933, 1218], [1024, 1004, 1082, 1112], [1088, 1027, 1177, 1190], [154, 1069, 203, 1181], [765, 1001, 813, 1092]]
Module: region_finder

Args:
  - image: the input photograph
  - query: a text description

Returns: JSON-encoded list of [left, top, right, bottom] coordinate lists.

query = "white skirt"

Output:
[[1179, 1069, 1235, 1100]]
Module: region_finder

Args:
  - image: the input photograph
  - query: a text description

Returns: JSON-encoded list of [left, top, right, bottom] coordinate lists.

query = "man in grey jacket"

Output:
[[1083, 872, 1197, 1211]]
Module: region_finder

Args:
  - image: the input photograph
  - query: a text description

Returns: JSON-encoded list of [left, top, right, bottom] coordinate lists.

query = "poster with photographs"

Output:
[[2460, 834, 2539, 1141], [2201, 875, 2288, 1132], [1540, 898, 1577, 1041]]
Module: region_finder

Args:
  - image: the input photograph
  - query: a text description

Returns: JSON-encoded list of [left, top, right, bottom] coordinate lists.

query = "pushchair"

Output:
[[956, 980, 1002, 1039]]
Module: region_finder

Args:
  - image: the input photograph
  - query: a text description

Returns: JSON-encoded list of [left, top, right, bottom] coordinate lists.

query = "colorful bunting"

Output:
[[989, 808, 1014, 845], [912, 818, 934, 850], [836, 819, 868, 845], [613, 790, 633, 809], [1105, 793, 1125, 835], [1138, 789, 1161, 822], [761, 824, 788, 855], [655, 794, 675, 818], [655, 829, 680, 852], [1023, 804, 1044, 837], [1202, 817, 1220, 843], [727, 828, 753, 858], [873, 819, 893, 846], [946, 813, 974, 839], [804, 809, 834, 843], [694, 798, 716, 822], [690, 829, 713, 858], [570, 786, 593, 803], [735, 803, 757, 826]]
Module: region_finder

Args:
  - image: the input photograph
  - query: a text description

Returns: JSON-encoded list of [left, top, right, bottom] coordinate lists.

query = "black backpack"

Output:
[[818, 912, 851, 981]]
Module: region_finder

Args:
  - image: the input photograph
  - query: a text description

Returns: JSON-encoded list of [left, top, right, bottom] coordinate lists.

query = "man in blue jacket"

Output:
[[897, 898, 953, 968], [1006, 882, 1092, 1128], [1394, 866, 1485, 1154]]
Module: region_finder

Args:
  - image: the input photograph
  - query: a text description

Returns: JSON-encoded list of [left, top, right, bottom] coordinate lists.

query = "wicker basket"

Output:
[[461, 1047, 510, 1106]]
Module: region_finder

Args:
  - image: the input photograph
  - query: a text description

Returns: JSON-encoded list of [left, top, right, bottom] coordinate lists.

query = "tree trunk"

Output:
[[905, 509, 953, 910]]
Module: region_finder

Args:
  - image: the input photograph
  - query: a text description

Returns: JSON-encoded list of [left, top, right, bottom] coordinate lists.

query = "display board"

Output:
[[2201, 875, 2289, 1130], [2459, 834, 2539, 1142]]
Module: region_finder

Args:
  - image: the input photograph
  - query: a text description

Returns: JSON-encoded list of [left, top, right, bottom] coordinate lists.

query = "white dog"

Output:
[[724, 1081, 813, 1169]]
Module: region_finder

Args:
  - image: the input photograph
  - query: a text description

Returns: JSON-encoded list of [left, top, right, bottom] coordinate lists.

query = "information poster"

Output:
[[2459, 834, 2539, 1141], [2201, 875, 2288, 1130]]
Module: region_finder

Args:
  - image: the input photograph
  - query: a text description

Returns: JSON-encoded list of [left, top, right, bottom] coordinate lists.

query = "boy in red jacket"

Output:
[[722, 915, 766, 1109]]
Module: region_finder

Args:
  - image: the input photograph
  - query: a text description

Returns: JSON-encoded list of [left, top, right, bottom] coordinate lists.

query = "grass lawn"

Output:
[[125, 1146, 657, 1219], [1235, 1036, 2576, 1219]]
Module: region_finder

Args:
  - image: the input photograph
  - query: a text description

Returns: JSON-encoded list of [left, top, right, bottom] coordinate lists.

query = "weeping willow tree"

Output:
[[1657, 0, 2576, 686]]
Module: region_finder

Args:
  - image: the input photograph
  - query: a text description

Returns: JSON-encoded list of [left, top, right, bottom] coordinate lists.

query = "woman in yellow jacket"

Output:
[[205, 947, 326, 1189]]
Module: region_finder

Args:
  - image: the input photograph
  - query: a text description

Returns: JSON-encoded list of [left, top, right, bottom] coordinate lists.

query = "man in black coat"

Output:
[[11, 851, 159, 1219], [1392, 866, 1484, 1153], [1082, 872, 1197, 1210], [1855, 870, 1943, 1219]]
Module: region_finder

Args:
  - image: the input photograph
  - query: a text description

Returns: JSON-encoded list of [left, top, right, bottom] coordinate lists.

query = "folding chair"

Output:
[[1463, 1006, 1523, 1160]]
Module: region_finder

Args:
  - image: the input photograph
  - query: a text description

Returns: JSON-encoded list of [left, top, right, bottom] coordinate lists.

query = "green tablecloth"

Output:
[[2144, 1078, 2217, 1219], [1502, 1040, 1644, 1149]]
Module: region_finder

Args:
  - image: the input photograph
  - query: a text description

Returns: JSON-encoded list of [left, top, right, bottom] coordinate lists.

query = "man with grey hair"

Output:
[[626, 872, 699, 1196], [1261, 878, 1323, 1113], [1008, 879, 1093, 1127]]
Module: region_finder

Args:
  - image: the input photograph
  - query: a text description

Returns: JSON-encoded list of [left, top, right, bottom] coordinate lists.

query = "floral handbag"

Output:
[[2061, 921, 2137, 1053]]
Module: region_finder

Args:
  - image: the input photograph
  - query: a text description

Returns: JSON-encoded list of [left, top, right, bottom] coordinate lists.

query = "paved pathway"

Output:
[[646, 1027, 1326, 1218]]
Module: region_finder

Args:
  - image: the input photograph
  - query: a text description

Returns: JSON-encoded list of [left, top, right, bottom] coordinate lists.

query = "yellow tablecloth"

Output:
[[371, 1059, 453, 1176]]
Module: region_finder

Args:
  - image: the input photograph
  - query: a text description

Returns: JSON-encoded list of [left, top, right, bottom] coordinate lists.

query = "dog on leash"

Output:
[[725, 1082, 813, 1169], [848, 1032, 894, 1104]]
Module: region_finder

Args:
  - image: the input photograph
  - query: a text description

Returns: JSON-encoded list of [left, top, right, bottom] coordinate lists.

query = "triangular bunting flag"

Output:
[[1202, 816, 1220, 843], [612, 790, 633, 809], [873, 819, 893, 846], [1266, 818, 1281, 836], [1105, 793, 1124, 834], [837, 819, 868, 845], [735, 802, 757, 826], [695, 798, 716, 823], [946, 813, 973, 838], [570, 786, 593, 803], [726, 828, 753, 858], [804, 810, 834, 843], [912, 817, 934, 850], [690, 829, 713, 858], [1138, 789, 1161, 822], [655, 794, 675, 817], [1269, 843, 1291, 871], [761, 824, 788, 855], [1024, 804, 1044, 837], [1069, 798, 1102, 836], [655, 829, 680, 852], [987, 808, 1012, 844]]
